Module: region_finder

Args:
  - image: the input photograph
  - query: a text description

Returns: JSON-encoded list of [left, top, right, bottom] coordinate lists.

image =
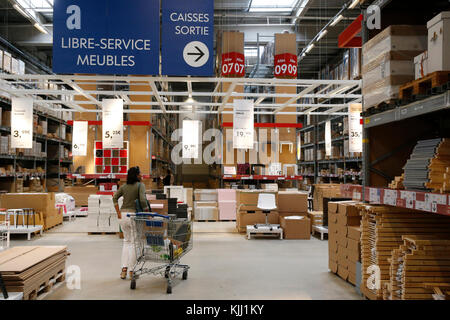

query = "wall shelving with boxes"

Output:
[[0, 97, 73, 193]]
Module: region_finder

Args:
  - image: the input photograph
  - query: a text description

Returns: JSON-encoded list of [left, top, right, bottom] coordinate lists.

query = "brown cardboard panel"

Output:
[[328, 212, 339, 224], [328, 201, 340, 214], [329, 260, 338, 273], [280, 216, 310, 239], [337, 201, 361, 216], [237, 212, 279, 231], [275, 33, 297, 55], [0, 246, 67, 273], [348, 249, 361, 263], [0, 193, 58, 218], [337, 214, 361, 226], [348, 272, 357, 285], [337, 235, 348, 247], [347, 238, 360, 253], [347, 226, 361, 241], [337, 265, 349, 280], [222, 31, 244, 54], [278, 191, 308, 213], [337, 224, 348, 237]]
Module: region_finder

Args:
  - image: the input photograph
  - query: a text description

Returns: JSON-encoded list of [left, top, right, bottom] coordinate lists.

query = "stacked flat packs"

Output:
[[217, 189, 236, 220]]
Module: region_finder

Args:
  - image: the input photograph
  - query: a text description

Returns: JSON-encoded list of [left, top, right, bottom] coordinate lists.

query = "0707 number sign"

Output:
[[221, 52, 245, 77]]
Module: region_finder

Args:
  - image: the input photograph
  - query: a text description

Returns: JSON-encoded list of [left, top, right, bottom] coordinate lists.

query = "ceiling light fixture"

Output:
[[34, 22, 48, 34], [317, 29, 328, 41], [330, 14, 344, 27], [348, 0, 360, 9], [305, 44, 314, 53], [13, 3, 29, 18]]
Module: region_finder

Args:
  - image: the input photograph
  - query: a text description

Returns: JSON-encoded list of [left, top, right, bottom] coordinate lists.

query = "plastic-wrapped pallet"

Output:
[[194, 189, 217, 201], [362, 25, 427, 110], [55, 193, 76, 213], [88, 195, 101, 215]]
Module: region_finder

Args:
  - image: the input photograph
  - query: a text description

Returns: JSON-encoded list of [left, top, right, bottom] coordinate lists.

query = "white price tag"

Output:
[[233, 99, 254, 149], [182, 120, 201, 159], [400, 191, 415, 209], [325, 121, 331, 156], [72, 121, 88, 156], [102, 99, 123, 148], [348, 103, 362, 153], [11, 98, 33, 149], [384, 189, 398, 206], [369, 188, 381, 203]]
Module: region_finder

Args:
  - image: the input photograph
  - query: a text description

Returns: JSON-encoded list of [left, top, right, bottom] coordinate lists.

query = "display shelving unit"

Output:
[[0, 98, 73, 192]]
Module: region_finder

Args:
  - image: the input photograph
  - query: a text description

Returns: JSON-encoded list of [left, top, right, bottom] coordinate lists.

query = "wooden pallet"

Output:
[[25, 269, 66, 300], [399, 71, 450, 100], [44, 222, 63, 231]]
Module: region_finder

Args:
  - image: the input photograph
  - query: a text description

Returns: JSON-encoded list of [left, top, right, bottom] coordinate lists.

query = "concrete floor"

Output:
[[9, 226, 362, 300]]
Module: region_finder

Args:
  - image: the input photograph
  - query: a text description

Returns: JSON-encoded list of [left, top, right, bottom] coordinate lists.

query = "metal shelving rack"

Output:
[[297, 115, 363, 185], [0, 100, 73, 192]]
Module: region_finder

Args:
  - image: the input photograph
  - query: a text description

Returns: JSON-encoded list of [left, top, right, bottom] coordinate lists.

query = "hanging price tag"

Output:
[[11, 97, 33, 149], [182, 120, 201, 159], [349, 103, 363, 153], [274, 53, 298, 78], [102, 99, 123, 148], [221, 52, 245, 77], [233, 99, 254, 149], [72, 121, 88, 156], [325, 121, 332, 156]]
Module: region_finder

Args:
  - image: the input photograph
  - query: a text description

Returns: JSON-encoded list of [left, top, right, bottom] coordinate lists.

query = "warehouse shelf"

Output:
[[298, 161, 315, 165], [340, 184, 450, 216], [0, 155, 46, 161], [222, 175, 303, 181], [67, 173, 152, 180], [364, 91, 449, 129], [299, 125, 315, 132], [300, 143, 315, 149]]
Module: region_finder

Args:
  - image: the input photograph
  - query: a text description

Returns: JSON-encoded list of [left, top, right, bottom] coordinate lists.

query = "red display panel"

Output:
[[221, 52, 245, 77], [274, 53, 298, 78]]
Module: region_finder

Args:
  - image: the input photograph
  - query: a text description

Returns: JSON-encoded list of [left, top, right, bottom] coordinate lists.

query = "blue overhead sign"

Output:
[[162, 0, 214, 76], [53, 0, 160, 75]]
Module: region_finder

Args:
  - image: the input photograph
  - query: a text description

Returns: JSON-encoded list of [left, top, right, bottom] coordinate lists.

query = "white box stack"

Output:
[[414, 51, 429, 79], [194, 189, 218, 221], [427, 12, 450, 73]]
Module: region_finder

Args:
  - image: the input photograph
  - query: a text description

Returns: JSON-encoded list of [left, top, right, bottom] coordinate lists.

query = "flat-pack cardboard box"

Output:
[[337, 214, 361, 226], [2, 110, 11, 127], [329, 260, 338, 273], [347, 226, 361, 241], [328, 212, 339, 224], [277, 191, 308, 213], [348, 272, 357, 285], [347, 247, 361, 263], [0, 193, 58, 218], [237, 211, 279, 232], [347, 238, 360, 253], [337, 235, 348, 247], [337, 265, 349, 280], [65, 185, 99, 206], [328, 201, 340, 214], [236, 190, 278, 208], [337, 201, 361, 216], [280, 216, 310, 240]]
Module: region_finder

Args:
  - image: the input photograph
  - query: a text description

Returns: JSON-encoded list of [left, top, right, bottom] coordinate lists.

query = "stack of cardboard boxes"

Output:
[[313, 184, 342, 211], [0, 193, 63, 230], [328, 201, 362, 286], [236, 190, 279, 233]]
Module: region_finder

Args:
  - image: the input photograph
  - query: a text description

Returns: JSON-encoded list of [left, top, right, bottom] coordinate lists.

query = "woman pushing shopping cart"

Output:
[[128, 212, 192, 294]]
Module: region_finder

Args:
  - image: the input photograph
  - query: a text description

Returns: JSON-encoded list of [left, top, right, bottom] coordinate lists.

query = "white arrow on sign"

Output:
[[183, 41, 209, 68]]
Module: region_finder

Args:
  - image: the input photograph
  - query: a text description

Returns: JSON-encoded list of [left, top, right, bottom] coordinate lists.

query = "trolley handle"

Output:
[[128, 212, 170, 219]]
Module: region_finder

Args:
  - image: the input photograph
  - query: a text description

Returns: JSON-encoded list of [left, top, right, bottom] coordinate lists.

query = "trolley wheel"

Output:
[[182, 270, 188, 280], [130, 280, 136, 290], [166, 285, 172, 294]]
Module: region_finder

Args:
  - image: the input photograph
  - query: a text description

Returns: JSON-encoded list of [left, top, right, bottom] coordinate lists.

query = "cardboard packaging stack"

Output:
[[217, 189, 236, 220], [0, 193, 62, 230], [280, 216, 311, 240], [65, 185, 99, 206], [359, 204, 450, 300], [88, 194, 100, 216], [0, 246, 69, 300], [362, 25, 427, 110], [313, 184, 342, 211], [194, 189, 218, 221], [277, 191, 308, 220], [328, 201, 362, 286], [308, 211, 323, 233], [236, 190, 279, 233], [148, 199, 169, 215]]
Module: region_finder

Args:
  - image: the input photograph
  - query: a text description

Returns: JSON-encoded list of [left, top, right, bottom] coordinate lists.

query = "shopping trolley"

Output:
[[128, 213, 192, 294]]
